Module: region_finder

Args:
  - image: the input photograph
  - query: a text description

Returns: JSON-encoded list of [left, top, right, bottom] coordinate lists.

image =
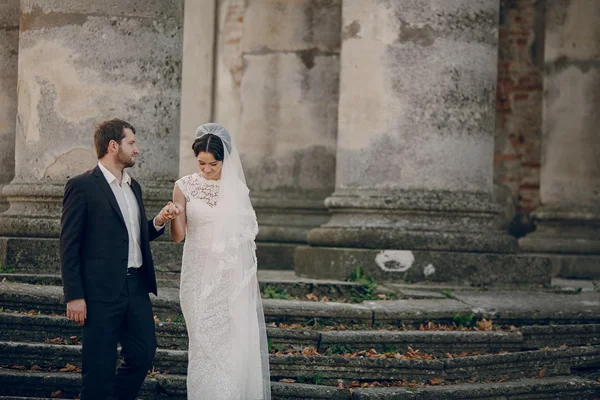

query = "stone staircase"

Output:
[[0, 271, 599, 399]]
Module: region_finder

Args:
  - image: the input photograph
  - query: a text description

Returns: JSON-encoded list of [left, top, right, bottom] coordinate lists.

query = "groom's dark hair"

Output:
[[94, 119, 136, 158], [192, 134, 225, 161]]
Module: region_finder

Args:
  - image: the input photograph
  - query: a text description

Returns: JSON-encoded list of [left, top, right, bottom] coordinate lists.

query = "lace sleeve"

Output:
[[175, 175, 192, 202]]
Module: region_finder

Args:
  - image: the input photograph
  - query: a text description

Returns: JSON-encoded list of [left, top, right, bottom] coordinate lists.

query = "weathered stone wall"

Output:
[[0, 0, 183, 237], [179, 0, 216, 177], [213, 0, 245, 137], [540, 0, 600, 209], [494, 0, 545, 235], [519, 0, 600, 278], [238, 0, 341, 244], [0, 0, 19, 212]]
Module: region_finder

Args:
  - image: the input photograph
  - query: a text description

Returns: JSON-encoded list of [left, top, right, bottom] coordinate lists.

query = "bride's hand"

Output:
[[171, 202, 185, 214], [159, 201, 181, 222]]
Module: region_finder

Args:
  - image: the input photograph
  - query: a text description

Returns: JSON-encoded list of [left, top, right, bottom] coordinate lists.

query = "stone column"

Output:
[[296, 0, 551, 285], [0, 0, 19, 212], [519, 0, 600, 278], [238, 0, 341, 268], [179, 0, 217, 177], [0, 0, 183, 271]]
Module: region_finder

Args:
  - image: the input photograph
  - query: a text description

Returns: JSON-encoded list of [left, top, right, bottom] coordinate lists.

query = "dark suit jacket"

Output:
[[60, 166, 164, 302]]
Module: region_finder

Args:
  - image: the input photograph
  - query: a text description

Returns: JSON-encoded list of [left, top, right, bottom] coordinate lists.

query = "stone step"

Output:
[[2, 340, 599, 383], [3, 310, 600, 356], [0, 369, 346, 400], [0, 369, 598, 399], [2, 281, 599, 327], [0, 237, 296, 273], [0, 271, 378, 299]]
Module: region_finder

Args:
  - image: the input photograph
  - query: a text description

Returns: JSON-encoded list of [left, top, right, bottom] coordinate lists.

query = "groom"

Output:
[[60, 119, 180, 400]]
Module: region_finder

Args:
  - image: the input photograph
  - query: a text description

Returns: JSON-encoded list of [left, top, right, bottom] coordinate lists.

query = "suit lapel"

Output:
[[130, 179, 145, 220], [93, 166, 126, 226]]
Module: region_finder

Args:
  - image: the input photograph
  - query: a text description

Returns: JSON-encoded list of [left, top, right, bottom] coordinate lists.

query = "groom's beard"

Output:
[[117, 148, 136, 168]]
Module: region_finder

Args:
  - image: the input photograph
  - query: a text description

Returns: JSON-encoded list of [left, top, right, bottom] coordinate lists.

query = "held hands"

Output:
[[156, 201, 184, 226], [66, 298, 87, 326]]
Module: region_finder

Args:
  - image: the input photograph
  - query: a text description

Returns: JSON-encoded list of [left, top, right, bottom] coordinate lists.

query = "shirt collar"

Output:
[[98, 162, 131, 186]]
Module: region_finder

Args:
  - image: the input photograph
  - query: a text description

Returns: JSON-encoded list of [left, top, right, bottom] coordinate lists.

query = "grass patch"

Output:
[[452, 313, 475, 328], [326, 344, 354, 355], [262, 284, 291, 300], [298, 371, 325, 385], [0, 265, 15, 274], [268, 338, 283, 353], [347, 266, 397, 302]]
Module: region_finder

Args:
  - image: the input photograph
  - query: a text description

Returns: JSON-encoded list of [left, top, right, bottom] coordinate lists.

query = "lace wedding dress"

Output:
[[176, 172, 269, 400]]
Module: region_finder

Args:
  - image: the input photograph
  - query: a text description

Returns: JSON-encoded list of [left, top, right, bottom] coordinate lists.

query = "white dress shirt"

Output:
[[98, 162, 163, 269]]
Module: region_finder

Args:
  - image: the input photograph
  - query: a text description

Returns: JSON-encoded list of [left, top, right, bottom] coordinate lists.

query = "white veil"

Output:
[[193, 123, 271, 399]]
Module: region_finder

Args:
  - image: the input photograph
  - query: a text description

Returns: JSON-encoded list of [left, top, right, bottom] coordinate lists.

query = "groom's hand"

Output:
[[66, 298, 87, 326], [157, 201, 182, 225]]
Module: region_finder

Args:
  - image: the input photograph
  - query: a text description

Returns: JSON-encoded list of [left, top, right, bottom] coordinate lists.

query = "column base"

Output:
[[308, 189, 518, 253], [0, 181, 174, 237], [294, 246, 552, 286], [519, 207, 600, 278], [256, 242, 298, 270], [519, 207, 600, 253], [252, 196, 330, 243]]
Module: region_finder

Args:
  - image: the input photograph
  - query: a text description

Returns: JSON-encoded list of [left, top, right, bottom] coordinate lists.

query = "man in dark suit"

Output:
[[60, 119, 180, 400]]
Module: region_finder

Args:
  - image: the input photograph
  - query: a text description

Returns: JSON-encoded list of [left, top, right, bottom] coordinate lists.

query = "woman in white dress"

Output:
[[169, 123, 271, 400]]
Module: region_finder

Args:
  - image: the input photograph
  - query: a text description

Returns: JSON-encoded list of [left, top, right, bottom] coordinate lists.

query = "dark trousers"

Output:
[[80, 272, 157, 400]]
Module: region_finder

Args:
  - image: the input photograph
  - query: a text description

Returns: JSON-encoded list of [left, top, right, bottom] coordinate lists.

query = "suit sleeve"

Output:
[[135, 180, 164, 242], [59, 179, 87, 302], [148, 218, 164, 242]]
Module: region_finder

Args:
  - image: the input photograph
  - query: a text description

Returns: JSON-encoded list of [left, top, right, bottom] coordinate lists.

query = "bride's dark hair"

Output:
[[192, 133, 224, 161]]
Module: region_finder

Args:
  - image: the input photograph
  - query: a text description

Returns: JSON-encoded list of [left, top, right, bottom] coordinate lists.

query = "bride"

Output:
[[169, 123, 271, 399]]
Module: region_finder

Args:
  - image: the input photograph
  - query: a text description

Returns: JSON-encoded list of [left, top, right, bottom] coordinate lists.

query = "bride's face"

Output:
[[197, 151, 223, 180]]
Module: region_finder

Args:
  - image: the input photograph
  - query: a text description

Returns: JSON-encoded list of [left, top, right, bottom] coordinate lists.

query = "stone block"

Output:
[[295, 246, 552, 286]]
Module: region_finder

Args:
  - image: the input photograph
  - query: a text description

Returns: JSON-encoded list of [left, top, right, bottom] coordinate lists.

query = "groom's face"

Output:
[[116, 128, 139, 168]]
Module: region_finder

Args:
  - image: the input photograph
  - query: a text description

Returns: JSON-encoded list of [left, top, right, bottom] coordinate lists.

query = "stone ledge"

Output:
[[5, 340, 599, 383], [5, 311, 600, 357], [318, 330, 524, 355], [295, 246, 552, 286], [0, 368, 598, 399], [522, 324, 600, 349], [2, 281, 599, 327], [351, 375, 600, 399], [0, 236, 293, 274]]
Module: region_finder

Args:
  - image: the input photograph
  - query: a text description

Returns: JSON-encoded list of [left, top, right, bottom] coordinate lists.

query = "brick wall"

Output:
[[494, 0, 545, 235]]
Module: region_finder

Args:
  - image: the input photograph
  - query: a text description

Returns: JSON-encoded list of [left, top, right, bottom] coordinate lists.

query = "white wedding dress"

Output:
[[176, 172, 269, 400]]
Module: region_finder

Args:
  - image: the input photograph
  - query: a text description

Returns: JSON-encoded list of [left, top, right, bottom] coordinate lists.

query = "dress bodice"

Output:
[[176, 173, 221, 240]]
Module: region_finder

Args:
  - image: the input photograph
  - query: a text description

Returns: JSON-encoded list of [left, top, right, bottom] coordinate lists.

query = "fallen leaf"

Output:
[[429, 378, 441, 385], [59, 363, 81, 373], [50, 390, 62, 398], [301, 346, 319, 356], [305, 293, 319, 301], [30, 365, 42, 371], [476, 318, 493, 331], [153, 315, 161, 323], [279, 378, 296, 383], [320, 296, 329, 302]]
